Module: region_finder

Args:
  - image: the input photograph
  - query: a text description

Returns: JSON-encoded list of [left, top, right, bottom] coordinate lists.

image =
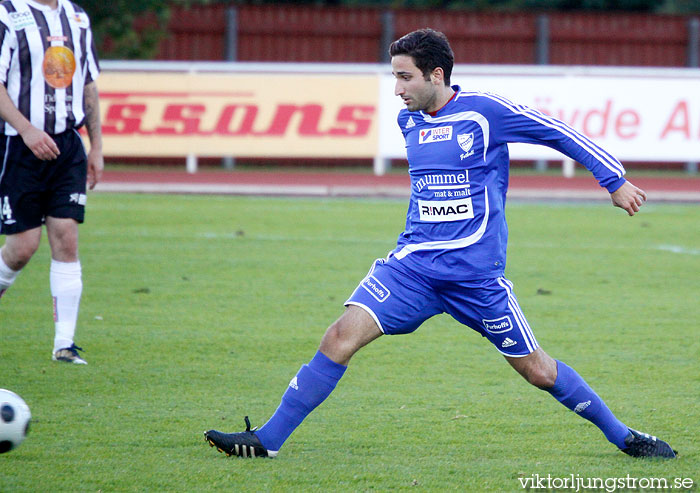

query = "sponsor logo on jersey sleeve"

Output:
[[71, 12, 90, 28], [8, 11, 36, 30], [418, 197, 474, 222], [419, 126, 452, 144], [482, 315, 513, 334]]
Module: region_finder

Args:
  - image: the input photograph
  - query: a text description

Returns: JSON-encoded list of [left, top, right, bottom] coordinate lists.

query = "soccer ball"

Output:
[[0, 389, 31, 453]]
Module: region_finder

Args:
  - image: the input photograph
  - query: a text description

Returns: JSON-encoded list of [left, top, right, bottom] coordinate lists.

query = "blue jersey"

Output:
[[390, 86, 626, 280]]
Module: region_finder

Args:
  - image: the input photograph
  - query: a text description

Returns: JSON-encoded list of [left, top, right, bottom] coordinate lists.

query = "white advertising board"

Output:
[[379, 65, 700, 164], [100, 62, 700, 171]]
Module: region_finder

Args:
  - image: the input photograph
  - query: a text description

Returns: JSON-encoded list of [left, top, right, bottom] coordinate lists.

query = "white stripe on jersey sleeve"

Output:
[[13, 1, 48, 133], [85, 28, 99, 82], [460, 90, 625, 178], [0, 8, 16, 84], [64, 0, 100, 83]]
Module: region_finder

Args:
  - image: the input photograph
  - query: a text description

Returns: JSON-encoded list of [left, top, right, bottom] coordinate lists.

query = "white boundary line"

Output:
[[94, 182, 700, 202]]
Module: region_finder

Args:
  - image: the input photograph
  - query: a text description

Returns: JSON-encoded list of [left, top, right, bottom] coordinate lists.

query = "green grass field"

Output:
[[1, 193, 698, 492]]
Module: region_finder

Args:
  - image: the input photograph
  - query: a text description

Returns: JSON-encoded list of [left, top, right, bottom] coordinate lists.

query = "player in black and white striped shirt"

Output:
[[0, 0, 103, 365]]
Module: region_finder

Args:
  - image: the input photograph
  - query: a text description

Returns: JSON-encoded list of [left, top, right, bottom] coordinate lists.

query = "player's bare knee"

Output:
[[50, 247, 79, 263], [523, 359, 557, 389], [319, 322, 355, 365], [2, 242, 39, 270], [319, 322, 341, 351], [320, 307, 381, 365], [46, 219, 79, 261], [526, 367, 557, 389], [508, 349, 557, 389]]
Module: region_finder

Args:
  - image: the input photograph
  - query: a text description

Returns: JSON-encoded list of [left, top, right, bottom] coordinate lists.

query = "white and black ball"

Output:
[[0, 389, 31, 453]]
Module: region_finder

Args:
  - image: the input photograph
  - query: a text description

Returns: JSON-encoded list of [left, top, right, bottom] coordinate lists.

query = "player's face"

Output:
[[392, 55, 439, 113]]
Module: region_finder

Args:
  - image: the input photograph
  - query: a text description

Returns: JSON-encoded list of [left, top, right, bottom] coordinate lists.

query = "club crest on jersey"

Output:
[[482, 316, 513, 334], [8, 11, 36, 30], [458, 133, 475, 160], [71, 12, 90, 28], [419, 126, 452, 144]]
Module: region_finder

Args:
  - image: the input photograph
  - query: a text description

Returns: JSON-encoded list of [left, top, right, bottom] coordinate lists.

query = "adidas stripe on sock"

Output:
[[255, 350, 346, 452], [547, 360, 630, 449]]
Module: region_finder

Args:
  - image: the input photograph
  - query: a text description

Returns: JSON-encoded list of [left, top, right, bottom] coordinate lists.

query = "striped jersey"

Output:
[[390, 85, 627, 280], [0, 0, 99, 135]]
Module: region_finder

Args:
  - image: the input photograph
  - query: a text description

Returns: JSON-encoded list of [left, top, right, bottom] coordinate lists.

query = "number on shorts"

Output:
[[1, 196, 11, 221]]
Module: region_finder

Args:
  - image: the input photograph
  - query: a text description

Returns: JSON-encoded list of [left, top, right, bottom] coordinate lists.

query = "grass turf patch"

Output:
[[1, 194, 698, 491]]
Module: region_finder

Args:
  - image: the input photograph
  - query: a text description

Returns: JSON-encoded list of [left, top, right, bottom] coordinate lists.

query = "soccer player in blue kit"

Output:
[[205, 28, 676, 459]]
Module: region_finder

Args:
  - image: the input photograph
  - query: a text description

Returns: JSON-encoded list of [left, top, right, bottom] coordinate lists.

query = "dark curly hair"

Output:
[[389, 28, 454, 86]]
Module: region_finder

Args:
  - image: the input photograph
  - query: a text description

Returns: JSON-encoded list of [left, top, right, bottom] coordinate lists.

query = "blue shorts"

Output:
[[345, 258, 539, 357]]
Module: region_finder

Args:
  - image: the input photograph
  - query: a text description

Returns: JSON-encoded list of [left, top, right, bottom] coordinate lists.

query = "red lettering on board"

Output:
[[660, 101, 690, 139], [155, 104, 206, 135], [99, 94, 376, 138], [102, 104, 146, 134]]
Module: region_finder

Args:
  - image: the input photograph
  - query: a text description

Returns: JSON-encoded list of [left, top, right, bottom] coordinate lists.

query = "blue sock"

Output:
[[255, 351, 346, 452], [547, 360, 630, 449]]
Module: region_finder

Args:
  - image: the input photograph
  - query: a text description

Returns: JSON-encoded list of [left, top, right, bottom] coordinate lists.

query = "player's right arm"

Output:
[[0, 19, 58, 160], [0, 86, 59, 160]]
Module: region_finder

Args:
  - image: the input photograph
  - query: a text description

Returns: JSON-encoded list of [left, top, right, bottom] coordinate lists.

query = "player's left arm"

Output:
[[485, 95, 628, 196], [83, 81, 103, 190], [610, 180, 646, 216]]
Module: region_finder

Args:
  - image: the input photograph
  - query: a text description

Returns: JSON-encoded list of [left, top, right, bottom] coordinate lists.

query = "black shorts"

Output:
[[0, 129, 87, 235]]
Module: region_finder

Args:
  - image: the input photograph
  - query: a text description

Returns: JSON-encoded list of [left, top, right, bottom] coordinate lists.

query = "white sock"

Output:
[[0, 249, 20, 300], [50, 260, 82, 352]]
